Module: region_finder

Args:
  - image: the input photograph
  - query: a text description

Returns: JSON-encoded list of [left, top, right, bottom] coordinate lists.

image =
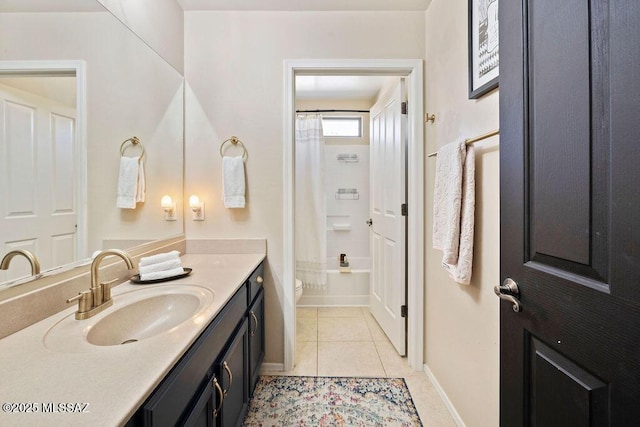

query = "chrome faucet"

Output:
[[0, 249, 41, 276], [67, 249, 134, 320]]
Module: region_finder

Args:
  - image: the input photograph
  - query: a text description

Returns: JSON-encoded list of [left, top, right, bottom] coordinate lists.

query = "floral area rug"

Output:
[[243, 376, 422, 426]]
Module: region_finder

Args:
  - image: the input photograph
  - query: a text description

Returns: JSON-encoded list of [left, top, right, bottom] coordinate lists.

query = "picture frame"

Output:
[[468, 0, 499, 99]]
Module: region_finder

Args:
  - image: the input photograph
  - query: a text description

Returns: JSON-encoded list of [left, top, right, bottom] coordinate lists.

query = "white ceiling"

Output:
[[295, 75, 391, 101], [178, 0, 431, 11]]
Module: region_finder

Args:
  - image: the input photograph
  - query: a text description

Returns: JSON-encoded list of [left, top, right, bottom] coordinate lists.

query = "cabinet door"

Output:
[[183, 377, 222, 427], [216, 319, 249, 427], [248, 289, 265, 396]]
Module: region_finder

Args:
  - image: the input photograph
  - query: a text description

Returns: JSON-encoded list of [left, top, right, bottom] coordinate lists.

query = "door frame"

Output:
[[283, 59, 424, 371], [0, 60, 88, 260]]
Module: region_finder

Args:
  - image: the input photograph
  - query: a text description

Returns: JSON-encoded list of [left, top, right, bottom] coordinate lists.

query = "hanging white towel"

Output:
[[116, 156, 145, 209], [222, 156, 246, 208], [433, 141, 476, 285], [139, 250, 180, 267]]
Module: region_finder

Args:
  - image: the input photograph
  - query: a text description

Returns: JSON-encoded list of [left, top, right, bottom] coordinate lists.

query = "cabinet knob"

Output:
[[256, 275, 263, 284]]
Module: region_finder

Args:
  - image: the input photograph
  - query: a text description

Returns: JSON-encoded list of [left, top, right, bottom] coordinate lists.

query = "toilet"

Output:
[[295, 278, 303, 304]]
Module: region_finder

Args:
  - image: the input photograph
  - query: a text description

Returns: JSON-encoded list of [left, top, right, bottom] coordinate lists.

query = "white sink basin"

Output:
[[44, 284, 215, 353]]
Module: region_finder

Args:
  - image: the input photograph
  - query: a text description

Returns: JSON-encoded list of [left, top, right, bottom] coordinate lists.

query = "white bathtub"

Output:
[[297, 257, 370, 307]]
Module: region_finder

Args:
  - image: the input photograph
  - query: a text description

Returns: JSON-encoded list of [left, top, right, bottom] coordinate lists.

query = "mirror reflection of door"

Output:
[[0, 75, 78, 282]]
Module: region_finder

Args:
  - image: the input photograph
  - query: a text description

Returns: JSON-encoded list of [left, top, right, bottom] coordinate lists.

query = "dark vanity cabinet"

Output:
[[127, 261, 264, 427], [215, 319, 249, 426], [248, 288, 264, 393]]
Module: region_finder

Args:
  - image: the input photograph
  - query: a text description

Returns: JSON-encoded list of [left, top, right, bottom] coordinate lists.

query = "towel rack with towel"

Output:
[[120, 136, 145, 160], [117, 136, 146, 209], [427, 129, 499, 158], [220, 136, 248, 161]]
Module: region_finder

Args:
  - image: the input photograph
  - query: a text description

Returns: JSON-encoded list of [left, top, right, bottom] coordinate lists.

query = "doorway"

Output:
[[0, 61, 87, 285], [283, 59, 424, 372]]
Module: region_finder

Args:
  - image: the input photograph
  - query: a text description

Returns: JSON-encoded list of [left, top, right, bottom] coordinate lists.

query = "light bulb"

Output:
[[160, 195, 173, 210], [160, 195, 176, 221], [189, 195, 201, 209], [188, 194, 205, 221]]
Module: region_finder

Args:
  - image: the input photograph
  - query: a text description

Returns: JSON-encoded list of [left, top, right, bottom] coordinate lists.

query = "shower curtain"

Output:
[[295, 114, 327, 288]]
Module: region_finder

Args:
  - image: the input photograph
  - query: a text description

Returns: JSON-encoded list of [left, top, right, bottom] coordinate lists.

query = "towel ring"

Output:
[[120, 136, 145, 160], [219, 136, 248, 161]]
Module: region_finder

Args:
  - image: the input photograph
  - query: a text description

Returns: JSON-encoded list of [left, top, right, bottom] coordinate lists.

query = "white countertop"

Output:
[[0, 253, 265, 426]]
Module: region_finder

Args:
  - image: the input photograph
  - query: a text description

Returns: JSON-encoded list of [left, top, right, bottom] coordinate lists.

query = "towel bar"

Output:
[[120, 136, 145, 160], [220, 136, 248, 161], [427, 129, 499, 157]]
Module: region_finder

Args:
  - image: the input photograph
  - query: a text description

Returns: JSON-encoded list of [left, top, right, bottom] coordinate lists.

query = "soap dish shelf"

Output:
[[335, 188, 359, 200]]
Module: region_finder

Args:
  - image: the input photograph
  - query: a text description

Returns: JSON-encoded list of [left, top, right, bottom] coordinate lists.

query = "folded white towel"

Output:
[[140, 267, 185, 281], [139, 250, 180, 267], [433, 141, 476, 285], [222, 156, 246, 208], [138, 258, 182, 275], [116, 156, 145, 209]]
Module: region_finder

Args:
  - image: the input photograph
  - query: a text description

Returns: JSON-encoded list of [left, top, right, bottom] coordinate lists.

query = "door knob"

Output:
[[494, 278, 521, 312], [366, 218, 373, 227]]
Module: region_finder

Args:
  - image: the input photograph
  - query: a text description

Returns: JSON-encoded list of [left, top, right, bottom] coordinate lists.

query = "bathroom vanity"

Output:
[[0, 252, 265, 427], [128, 260, 265, 426]]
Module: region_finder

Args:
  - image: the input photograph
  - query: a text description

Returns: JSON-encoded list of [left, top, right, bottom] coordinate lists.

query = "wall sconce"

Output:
[[189, 195, 205, 221], [160, 195, 177, 221]]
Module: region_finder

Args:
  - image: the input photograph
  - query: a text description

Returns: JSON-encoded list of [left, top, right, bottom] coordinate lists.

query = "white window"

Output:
[[322, 117, 362, 138]]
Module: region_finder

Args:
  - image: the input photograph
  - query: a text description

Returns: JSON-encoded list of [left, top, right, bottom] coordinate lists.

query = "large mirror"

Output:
[[0, 2, 184, 287]]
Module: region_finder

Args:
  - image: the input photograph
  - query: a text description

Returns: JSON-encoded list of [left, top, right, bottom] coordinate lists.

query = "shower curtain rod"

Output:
[[295, 109, 369, 113]]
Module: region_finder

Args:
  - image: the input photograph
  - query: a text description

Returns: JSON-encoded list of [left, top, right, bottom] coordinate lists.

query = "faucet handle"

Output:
[[101, 278, 119, 302], [67, 290, 92, 313]]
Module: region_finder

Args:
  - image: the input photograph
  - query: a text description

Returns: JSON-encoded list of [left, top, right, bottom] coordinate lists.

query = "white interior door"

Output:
[[369, 79, 406, 355], [0, 83, 77, 282]]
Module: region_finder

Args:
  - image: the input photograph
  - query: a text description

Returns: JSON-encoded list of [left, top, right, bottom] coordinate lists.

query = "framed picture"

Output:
[[468, 0, 499, 99]]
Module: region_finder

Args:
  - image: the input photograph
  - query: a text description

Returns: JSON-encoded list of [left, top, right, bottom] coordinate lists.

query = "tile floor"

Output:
[[262, 307, 457, 426]]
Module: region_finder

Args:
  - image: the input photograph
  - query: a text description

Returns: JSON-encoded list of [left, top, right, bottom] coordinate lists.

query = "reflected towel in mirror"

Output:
[[116, 156, 145, 209]]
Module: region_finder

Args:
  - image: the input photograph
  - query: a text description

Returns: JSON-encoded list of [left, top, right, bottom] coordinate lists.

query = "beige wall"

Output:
[[97, 0, 184, 73], [184, 11, 425, 363], [0, 12, 184, 258], [424, 0, 500, 425]]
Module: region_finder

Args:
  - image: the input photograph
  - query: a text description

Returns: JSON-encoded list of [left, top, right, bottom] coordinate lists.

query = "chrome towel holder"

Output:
[[220, 136, 248, 161], [120, 136, 145, 160]]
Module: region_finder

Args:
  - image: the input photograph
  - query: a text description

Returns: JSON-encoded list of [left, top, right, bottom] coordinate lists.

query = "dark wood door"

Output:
[[500, 1, 640, 425]]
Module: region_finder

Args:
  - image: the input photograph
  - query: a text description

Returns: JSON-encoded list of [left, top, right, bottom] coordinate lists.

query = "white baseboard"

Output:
[[260, 363, 285, 373], [297, 295, 369, 306], [423, 364, 467, 427]]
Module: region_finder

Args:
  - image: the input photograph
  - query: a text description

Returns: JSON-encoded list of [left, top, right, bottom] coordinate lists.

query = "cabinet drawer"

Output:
[[247, 262, 264, 304], [139, 285, 248, 427]]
